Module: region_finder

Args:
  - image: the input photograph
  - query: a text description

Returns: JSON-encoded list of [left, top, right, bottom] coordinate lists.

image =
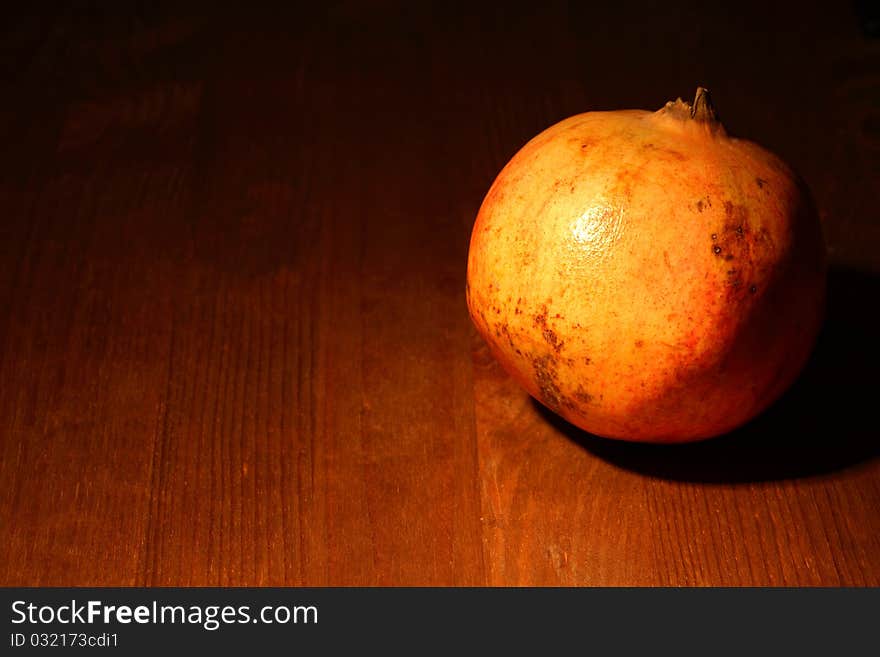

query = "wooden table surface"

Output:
[[1, 1, 878, 586]]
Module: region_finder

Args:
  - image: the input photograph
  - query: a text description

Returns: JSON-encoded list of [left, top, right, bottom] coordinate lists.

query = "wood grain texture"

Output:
[[1, 1, 878, 586]]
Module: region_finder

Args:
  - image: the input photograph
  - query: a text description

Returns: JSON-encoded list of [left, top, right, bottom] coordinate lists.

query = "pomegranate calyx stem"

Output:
[[691, 87, 719, 124]]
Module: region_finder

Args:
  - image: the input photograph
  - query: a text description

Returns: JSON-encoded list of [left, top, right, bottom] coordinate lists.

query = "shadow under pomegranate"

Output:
[[533, 266, 880, 483]]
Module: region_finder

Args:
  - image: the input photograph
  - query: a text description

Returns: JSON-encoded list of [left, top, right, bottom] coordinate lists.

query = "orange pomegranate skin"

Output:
[[466, 89, 826, 443]]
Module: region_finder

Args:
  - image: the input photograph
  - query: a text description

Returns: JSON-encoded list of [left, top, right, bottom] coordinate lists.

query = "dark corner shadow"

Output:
[[533, 266, 880, 484]]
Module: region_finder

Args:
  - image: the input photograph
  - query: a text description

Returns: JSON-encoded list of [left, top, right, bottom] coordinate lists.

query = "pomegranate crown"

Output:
[[657, 87, 724, 133]]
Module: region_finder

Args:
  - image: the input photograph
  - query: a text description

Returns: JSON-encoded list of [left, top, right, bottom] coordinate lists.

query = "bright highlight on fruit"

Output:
[[467, 88, 826, 443]]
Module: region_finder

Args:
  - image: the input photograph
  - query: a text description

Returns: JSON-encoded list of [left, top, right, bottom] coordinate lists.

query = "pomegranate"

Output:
[[467, 88, 826, 443]]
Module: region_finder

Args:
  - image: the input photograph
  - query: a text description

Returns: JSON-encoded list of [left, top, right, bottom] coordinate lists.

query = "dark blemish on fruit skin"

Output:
[[577, 137, 598, 151], [531, 354, 572, 412], [573, 386, 593, 404], [756, 177, 767, 189], [723, 202, 750, 231], [643, 142, 686, 160], [696, 199, 704, 213], [712, 207, 750, 270], [749, 285, 757, 294], [542, 327, 564, 352], [635, 340, 644, 348], [534, 304, 564, 352], [498, 323, 516, 350]]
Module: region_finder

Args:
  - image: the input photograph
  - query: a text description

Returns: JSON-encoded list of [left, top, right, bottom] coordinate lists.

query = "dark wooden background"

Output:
[[1, 1, 878, 586]]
